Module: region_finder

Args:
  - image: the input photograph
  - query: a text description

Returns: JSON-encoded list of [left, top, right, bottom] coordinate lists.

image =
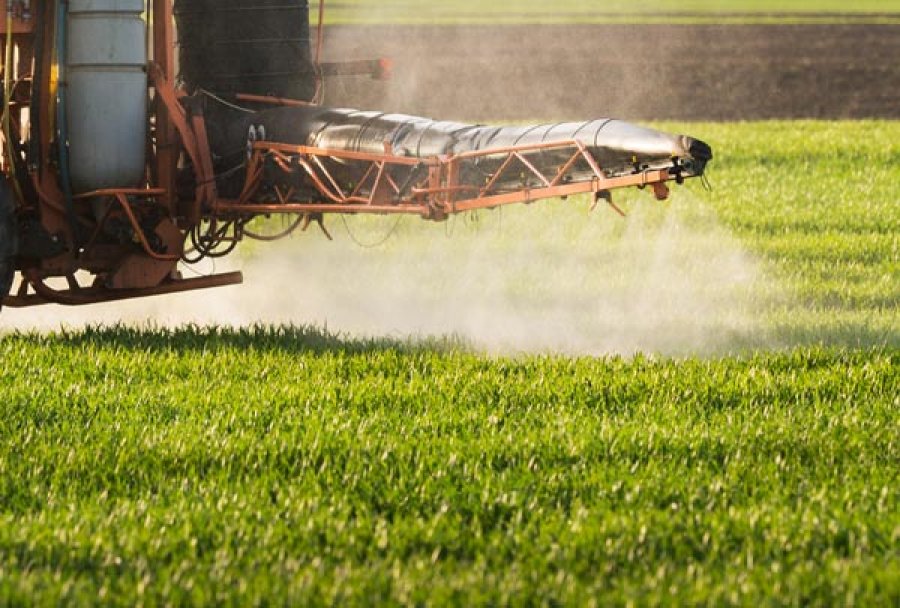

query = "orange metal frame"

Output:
[[216, 139, 672, 221], [6, 269, 244, 307]]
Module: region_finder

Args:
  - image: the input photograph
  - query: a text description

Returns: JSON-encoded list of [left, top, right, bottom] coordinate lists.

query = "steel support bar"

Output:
[[254, 141, 425, 166], [3, 271, 244, 308], [148, 62, 214, 221], [215, 201, 431, 217], [451, 170, 671, 213], [216, 170, 673, 220], [228, 139, 677, 221], [152, 0, 177, 213]]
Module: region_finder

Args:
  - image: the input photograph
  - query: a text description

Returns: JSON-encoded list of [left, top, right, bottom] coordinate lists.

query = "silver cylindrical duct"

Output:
[[210, 106, 711, 200], [225, 106, 710, 177]]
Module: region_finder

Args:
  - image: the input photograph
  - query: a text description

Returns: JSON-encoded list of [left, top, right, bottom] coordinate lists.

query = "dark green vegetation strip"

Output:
[[0, 326, 898, 605]]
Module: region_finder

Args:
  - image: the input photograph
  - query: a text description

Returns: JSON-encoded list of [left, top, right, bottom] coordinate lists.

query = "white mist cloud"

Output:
[[3, 196, 777, 356]]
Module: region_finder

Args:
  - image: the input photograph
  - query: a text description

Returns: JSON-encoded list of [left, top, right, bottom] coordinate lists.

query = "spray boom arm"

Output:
[[233, 138, 675, 219]]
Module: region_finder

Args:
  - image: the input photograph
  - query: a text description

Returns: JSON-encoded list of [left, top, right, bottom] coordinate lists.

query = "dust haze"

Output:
[[3, 197, 776, 356], [320, 23, 672, 122]]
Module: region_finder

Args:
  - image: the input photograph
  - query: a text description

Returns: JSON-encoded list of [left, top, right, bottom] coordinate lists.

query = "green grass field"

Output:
[[322, 0, 900, 25], [1, 119, 898, 604], [0, 332, 897, 605], [675, 121, 898, 348]]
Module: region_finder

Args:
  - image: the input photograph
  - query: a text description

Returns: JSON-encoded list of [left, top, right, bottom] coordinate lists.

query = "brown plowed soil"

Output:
[[321, 24, 900, 121]]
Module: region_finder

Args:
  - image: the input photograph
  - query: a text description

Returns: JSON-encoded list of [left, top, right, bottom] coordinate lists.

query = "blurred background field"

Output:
[[323, 0, 900, 23]]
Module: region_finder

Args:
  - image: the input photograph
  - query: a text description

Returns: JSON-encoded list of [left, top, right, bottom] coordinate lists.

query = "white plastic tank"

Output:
[[66, 0, 147, 193]]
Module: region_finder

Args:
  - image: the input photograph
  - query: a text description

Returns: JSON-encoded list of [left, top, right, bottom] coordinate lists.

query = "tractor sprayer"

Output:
[[0, 0, 712, 309]]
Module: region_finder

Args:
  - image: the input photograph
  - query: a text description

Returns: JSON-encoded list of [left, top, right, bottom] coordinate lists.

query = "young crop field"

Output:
[[0, 331, 896, 605], [1, 118, 898, 605]]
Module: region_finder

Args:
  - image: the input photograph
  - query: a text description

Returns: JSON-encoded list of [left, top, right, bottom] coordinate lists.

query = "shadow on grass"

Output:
[[6, 324, 475, 356], [3, 322, 896, 358]]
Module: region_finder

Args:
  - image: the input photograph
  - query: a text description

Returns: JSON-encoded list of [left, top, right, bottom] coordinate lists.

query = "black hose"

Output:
[[0, 176, 18, 305], [27, 0, 43, 171]]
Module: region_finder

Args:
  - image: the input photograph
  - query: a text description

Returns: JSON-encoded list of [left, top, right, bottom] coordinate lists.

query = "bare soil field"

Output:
[[321, 24, 900, 121]]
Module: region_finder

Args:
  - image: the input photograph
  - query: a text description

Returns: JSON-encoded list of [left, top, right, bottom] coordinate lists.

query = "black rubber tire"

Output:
[[0, 177, 17, 309]]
